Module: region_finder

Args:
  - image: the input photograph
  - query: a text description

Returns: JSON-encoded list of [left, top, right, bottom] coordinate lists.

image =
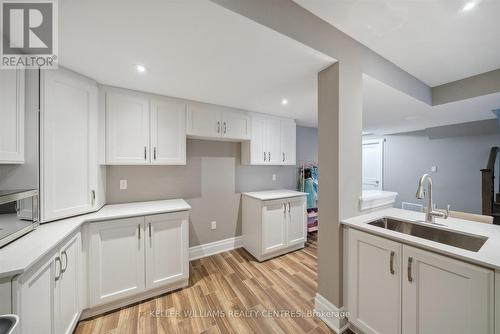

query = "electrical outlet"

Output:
[[431, 166, 438, 173], [119, 179, 128, 190], [272, 174, 277, 181], [211, 221, 217, 230]]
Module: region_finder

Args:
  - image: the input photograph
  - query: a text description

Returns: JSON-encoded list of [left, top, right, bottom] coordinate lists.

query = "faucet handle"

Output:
[[444, 204, 451, 219]]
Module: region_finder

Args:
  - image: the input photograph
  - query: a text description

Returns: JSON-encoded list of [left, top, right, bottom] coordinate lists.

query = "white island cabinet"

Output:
[[242, 190, 307, 261], [345, 228, 494, 334]]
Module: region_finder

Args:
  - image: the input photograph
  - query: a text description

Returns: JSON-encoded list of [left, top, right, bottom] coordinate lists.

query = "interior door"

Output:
[[150, 99, 186, 165], [286, 197, 306, 246], [89, 217, 145, 306], [347, 229, 402, 334], [221, 110, 251, 140], [145, 212, 188, 289], [362, 139, 383, 190], [186, 103, 222, 138], [0, 68, 24, 163], [265, 118, 282, 165], [42, 69, 94, 221], [105, 91, 150, 164], [262, 200, 287, 255], [280, 121, 296, 165], [56, 234, 81, 334], [402, 245, 494, 334]]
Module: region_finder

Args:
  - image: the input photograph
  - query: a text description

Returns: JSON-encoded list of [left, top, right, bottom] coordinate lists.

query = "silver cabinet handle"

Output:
[[91, 190, 96, 206], [407, 257, 413, 282], [264, 152, 267, 162], [138, 224, 141, 240], [283, 203, 286, 214], [55, 256, 62, 281], [154, 147, 157, 160], [223, 122, 227, 134], [269, 152, 271, 161], [283, 152, 285, 162], [61, 251, 68, 273], [288, 202, 291, 213], [149, 222, 152, 239], [390, 251, 395, 275], [144, 146, 147, 160], [217, 121, 221, 134]]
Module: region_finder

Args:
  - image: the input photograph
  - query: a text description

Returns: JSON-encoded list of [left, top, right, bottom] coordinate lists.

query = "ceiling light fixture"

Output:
[[135, 64, 147, 73], [281, 99, 288, 105], [462, 1, 476, 11]]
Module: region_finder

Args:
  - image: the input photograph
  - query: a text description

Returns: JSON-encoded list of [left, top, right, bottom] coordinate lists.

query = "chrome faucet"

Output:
[[416, 174, 450, 223]]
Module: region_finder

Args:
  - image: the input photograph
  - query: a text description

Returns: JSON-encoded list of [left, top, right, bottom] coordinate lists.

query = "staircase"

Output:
[[481, 147, 500, 224]]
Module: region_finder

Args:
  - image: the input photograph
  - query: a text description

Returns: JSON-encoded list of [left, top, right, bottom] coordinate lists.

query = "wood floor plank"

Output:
[[74, 232, 337, 334]]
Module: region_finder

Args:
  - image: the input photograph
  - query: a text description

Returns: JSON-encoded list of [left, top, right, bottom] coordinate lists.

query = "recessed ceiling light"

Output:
[[462, 1, 476, 11], [281, 99, 288, 105], [135, 64, 147, 73]]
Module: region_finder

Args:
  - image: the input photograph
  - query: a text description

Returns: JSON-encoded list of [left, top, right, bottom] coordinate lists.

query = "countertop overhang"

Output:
[[342, 208, 500, 271], [0, 199, 191, 279], [242, 189, 308, 201]]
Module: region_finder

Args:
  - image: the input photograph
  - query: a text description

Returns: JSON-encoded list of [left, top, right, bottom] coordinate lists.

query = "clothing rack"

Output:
[[298, 160, 318, 233]]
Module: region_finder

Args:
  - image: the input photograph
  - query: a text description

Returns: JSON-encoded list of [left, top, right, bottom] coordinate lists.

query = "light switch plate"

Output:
[[272, 174, 277, 181], [211, 221, 217, 230], [119, 179, 128, 190]]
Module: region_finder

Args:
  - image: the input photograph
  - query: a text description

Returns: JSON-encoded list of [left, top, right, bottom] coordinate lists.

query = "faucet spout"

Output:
[[416, 174, 435, 223]]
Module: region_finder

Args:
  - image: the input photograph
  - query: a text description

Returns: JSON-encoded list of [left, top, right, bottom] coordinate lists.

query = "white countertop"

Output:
[[0, 199, 191, 279], [242, 189, 308, 201], [342, 208, 500, 271]]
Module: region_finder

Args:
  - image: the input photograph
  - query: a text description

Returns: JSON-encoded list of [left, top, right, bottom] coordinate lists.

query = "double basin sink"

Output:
[[368, 217, 488, 252]]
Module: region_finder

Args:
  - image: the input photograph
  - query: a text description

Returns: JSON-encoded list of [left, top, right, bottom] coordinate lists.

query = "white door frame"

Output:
[[362, 138, 385, 190]]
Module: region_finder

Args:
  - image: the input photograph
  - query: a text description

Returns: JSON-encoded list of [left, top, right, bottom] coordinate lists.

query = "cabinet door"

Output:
[[0, 68, 25, 163], [265, 118, 282, 165], [55, 233, 81, 334], [249, 117, 266, 164], [106, 91, 150, 164], [186, 103, 222, 138], [402, 245, 494, 334], [15, 253, 57, 334], [347, 229, 402, 334], [41, 69, 94, 222], [221, 110, 251, 140], [286, 197, 306, 246], [262, 201, 287, 255], [89, 217, 145, 306], [281, 121, 296, 165], [145, 212, 189, 289], [150, 99, 186, 165]]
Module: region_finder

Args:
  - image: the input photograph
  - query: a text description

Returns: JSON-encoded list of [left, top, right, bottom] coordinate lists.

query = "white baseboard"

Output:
[[314, 293, 350, 333], [189, 236, 242, 261]]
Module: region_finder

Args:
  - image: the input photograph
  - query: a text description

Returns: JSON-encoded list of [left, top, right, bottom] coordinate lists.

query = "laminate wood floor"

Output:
[[74, 233, 339, 334]]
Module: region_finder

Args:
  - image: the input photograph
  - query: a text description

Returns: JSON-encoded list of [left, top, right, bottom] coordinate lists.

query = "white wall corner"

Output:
[[189, 236, 243, 261], [314, 293, 350, 333]]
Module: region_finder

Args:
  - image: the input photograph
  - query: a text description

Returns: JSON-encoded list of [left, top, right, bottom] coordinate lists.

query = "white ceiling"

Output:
[[363, 75, 500, 135], [59, 0, 334, 127], [293, 0, 500, 86]]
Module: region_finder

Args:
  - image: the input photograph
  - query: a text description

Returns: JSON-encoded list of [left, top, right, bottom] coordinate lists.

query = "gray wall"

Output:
[[383, 122, 500, 214], [297, 126, 318, 163], [106, 135, 311, 247]]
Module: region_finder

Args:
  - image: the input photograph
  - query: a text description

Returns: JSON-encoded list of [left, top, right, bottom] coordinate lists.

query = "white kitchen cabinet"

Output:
[[14, 232, 81, 334], [89, 217, 145, 306], [242, 191, 306, 261], [145, 212, 189, 289], [402, 245, 494, 334], [187, 103, 251, 140], [280, 120, 296, 165], [105, 91, 150, 164], [150, 99, 186, 165], [0, 68, 25, 163], [41, 69, 101, 222], [241, 115, 296, 166], [346, 229, 402, 334]]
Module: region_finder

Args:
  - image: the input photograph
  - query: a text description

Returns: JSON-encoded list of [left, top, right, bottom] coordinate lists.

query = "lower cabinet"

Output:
[[88, 212, 189, 307], [14, 232, 81, 334], [243, 195, 306, 261], [346, 229, 494, 334]]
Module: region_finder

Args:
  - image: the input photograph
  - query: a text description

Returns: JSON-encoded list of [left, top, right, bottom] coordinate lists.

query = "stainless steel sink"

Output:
[[368, 217, 488, 252], [0, 315, 19, 334]]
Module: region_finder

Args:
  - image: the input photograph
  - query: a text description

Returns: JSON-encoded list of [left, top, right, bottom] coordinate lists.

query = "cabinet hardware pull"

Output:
[[264, 152, 267, 162], [223, 122, 227, 134], [283, 152, 285, 162], [61, 251, 68, 273], [269, 152, 271, 161], [283, 203, 286, 214], [288, 202, 291, 213], [149, 222, 152, 238], [390, 251, 395, 275], [138, 224, 141, 240], [154, 147, 157, 160], [91, 190, 96, 206], [55, 256, 62, 281], [144, 146, 147, 160], [217, 121, 221, 133], [407, 257, 413, 282]]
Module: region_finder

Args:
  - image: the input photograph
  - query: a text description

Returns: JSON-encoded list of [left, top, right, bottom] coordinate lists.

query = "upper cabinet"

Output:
[[105, 88, 186, 165], [0, 69, 25, 164], [242, 115, 296, 166], [187, 103, 251, 141]]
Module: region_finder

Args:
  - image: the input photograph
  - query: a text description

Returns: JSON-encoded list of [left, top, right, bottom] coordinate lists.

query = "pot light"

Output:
[[135, 64, 147, 73], [462, 1, 476, 11], [281, 99, 288, 105]]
